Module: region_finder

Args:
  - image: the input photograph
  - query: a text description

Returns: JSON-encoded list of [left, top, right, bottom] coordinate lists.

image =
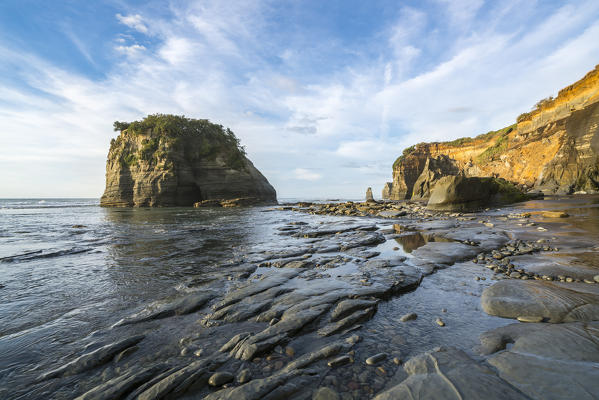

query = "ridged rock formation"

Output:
[[100, 115, 277, 207], [381, 182, 393, 200], [389, 64, 599, 199]]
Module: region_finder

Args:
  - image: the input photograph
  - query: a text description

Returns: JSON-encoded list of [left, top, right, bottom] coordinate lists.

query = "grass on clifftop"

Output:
[[392, 124, 516, 169], [112, 114, 248, 171]]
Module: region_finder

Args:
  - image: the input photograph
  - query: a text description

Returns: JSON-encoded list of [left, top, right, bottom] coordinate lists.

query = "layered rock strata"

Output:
[[389, 64, 599, 199], [100, 114, 276, 207]]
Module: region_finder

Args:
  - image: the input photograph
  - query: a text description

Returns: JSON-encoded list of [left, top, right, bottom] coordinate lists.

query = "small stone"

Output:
[[475, 276, 480, 281], [274, 360, 284, 369], [510, 272, 521, 279], [441, 308, 447, 313], [328, 355, 352, 367], [392, 357, 402, 365], [285, 346, 295, 357], [435, 318, 445, 326], [400, 312, 417, 322], [269, 318, 279, 326], [365, 353, 387, 365], [517, 316, 543, 323], [313, 387, 340, 400], [566, 277, 574, 283], [345, 335, 362, 345], [542, 211, 569, 218], [193, 348, 203, 357], [208, 372, 234, 387], [237, 368, 252, 384]]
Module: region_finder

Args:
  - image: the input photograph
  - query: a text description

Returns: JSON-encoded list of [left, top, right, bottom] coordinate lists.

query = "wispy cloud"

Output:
[[1, 0, 599, 198], [293, 168, 322, 181], [116, 13, 148, 33]]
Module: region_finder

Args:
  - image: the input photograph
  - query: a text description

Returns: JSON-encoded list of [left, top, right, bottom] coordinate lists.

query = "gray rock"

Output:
[[313, 387, 340, 400], [74, 365, 168, 400], [237, 368, 252, 384], [327, 355, 351, 368], [205, 342, 348, 400], [209, 372, 234, 387], [137, 355, 227, 400], [426, 176, 528, 211], [400, 312, 417, 322], [373, 347, 527, 399], [479, 322, 599, 400], [318, 307, 376, 336], [37, 335, 145, 381], [482, 280, 599, 322], [365, 353, 387, 365], [330, 299, 378, 322], [113, 292, 216, 327]]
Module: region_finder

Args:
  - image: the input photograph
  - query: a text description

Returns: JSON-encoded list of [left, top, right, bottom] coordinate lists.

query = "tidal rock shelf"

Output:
[[18, 195, 599, 400]]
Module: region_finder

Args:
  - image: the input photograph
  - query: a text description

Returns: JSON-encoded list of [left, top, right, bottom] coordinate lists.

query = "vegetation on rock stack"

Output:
[[101, 114, 277, 207], [110, 114, 248, 171]]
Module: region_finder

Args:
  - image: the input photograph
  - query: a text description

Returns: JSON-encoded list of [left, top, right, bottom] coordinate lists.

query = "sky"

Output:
[[1, 0, 599, 199]]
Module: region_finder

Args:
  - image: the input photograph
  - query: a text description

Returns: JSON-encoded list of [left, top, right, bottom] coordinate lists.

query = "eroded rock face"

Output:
[[390, 64, 599, 199], [410, 155, 460, 200], [381, 182, 393, 200], [426, 176, 528, 211], [100, 115, 277, 207]]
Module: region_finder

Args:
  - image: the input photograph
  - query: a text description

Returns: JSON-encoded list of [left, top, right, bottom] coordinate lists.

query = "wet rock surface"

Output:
[[6, 195, 599, 399]]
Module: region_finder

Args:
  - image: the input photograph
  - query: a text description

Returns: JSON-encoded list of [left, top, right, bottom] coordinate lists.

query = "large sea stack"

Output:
[[100, 114, 277, 207], [388, 64, 599, 199]]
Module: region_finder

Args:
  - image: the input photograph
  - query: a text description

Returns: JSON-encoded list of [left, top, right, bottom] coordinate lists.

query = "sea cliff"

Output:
[[388, 64, 599, 199], [100, 114, 277, 207]]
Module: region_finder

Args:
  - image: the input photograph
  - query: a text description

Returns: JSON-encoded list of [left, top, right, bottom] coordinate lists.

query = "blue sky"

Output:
[[1, 0, 599, 198]]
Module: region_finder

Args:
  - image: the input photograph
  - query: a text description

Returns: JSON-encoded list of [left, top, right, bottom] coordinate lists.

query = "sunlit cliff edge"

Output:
[[387, 64, 599, 200]]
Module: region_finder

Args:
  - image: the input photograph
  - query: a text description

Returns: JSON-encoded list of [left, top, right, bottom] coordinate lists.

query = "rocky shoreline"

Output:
[[20, 196, 599, 400]]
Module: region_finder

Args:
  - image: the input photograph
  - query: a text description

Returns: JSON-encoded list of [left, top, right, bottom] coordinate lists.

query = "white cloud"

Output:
[[2, 1, 599, 198], [116, 13, 148, 33], [115, 44, 146, 57], [293, 168, 322, 181]]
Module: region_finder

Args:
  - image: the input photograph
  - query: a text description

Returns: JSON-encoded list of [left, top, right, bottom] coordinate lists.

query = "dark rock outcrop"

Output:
[[426, 176, 528, 211], [410, 155, 460, 200], [100, 115, 276, 207]]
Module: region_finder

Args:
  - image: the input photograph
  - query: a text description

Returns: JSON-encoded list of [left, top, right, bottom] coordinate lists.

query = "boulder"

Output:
[[427, 176, 528, 211], [481, 280, 599, 323], [410, 155, 459, 200]]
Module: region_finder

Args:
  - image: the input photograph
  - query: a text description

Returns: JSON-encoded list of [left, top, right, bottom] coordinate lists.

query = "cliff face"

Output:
[[100, 115, 277, 207], [390, 64, 599, 199]]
